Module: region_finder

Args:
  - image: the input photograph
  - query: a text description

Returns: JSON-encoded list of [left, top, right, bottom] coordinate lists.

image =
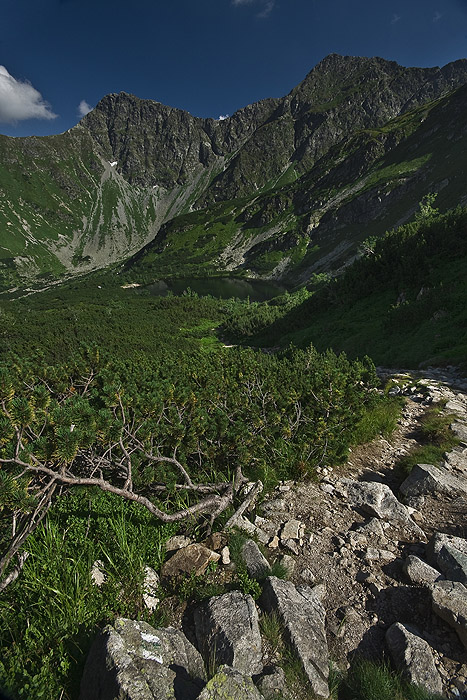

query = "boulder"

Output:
[[427, 533, 467, 585], [431, 580, 467, 650], [385, 622, 443, 694], [79, 619, 206, 700], [342, 480, 425, 539], [260, 577, 329, 699], [160, 543, 220, 580], [194, 591, 263, 676], [197, 665, 264, 700], [241, 539, 271, 580], [403, 555, 444, 586], [400, 463, 467, 499]]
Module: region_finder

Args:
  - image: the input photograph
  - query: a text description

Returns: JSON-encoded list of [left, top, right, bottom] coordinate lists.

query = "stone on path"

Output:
[[79, 619, 206, 700], [342, 479, 425, 539], [197, 665, 264, 700], [427, 533, 467, 586], [386, 622, 443, 695], [241, 539, 271, 580], [161, 543, 220, 580], [194, 591, 263, 676], [260, 577, 329, 699], [400, 463, 467, 500], [403, 555, 444, 586], [431, 580, 467, 650]]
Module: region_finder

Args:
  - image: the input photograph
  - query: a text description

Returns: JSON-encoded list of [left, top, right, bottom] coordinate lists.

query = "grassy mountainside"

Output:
[[221, 204, 467, 367], [124, 83, 467, 283], [2, 55, 467, 289]]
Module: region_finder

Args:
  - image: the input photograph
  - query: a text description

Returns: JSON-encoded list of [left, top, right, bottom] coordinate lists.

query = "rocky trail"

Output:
[[80, 368, 467, 700]]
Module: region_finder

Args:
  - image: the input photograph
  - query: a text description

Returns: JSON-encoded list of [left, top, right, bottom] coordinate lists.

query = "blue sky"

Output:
[[1, 0, 467, 137]]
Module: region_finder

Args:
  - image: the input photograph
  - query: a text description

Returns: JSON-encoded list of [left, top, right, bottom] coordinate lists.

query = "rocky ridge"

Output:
[[2, 55, 467, 288], [80, 369, 467, 699]]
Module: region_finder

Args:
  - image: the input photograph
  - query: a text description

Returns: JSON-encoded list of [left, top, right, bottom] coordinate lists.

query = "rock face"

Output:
[[197, 665, 264, 700], [260, 577, 329, 699], [194, 591, 263, 676], [431, 581, 467, 650], [79, 619, 206, 700], [385, 622, 443, 694], [342, 479, 425, 538]]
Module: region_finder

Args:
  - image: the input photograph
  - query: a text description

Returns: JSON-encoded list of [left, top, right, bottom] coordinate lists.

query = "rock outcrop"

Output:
[[79, 619, 206, 700], [194, 591, 263, 676], [260, 577, 329, 699]]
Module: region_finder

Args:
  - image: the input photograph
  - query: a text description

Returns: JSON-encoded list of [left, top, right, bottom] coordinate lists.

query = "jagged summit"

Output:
[[1, 53, 467, 289]]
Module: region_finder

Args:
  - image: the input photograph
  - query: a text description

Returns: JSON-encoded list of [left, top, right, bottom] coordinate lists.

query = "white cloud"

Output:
[[433, 11, 442, 22], [391, 13, 401, 24], [257, 0, 274, 17], [78, 99, 92, 117], [217, 114, 229, 120], [231, 0, 276, 17], [0, 66, 57, 124]]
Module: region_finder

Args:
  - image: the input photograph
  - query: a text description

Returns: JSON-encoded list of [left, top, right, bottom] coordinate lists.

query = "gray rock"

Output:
[[386, 622, 443, 694], [431, 580, 467, 650], [235, 516, 270, 544], [403, 555, 444, 586], [143, 566, 160, 612], [260, 577, 329, 698], [241, 539, 271, 580], [257, 666, 289, 699], [342, 480, 425, 539], [451, 421, 467, 443], [356, 517, 386, 539], [444, 447, 467, 473], [427, 533, 467, 585], [90, 560, 106, 587], [194, 591, 262, 675], [281, 519, 302, 541], [198, 665, 263, 700], [400, 463, 467, 499], [79, 619, 206, 700]]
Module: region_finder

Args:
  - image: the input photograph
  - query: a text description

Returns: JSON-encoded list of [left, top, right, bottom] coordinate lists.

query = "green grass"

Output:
[[339, 658, 446, 700], [0, 489, 177, 700], [397, 406, 460, 477]]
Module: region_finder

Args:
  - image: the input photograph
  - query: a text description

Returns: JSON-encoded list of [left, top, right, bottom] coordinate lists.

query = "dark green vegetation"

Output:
[[259, 615, 446, 700], [336, 658, 445, 700], [2, 55, 467, 289], [223, 204, 467, 368], [0, 274, 401, 698]]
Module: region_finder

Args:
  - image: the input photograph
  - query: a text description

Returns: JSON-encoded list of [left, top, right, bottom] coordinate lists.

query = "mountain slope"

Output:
[[1, 54, 467, 289]]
